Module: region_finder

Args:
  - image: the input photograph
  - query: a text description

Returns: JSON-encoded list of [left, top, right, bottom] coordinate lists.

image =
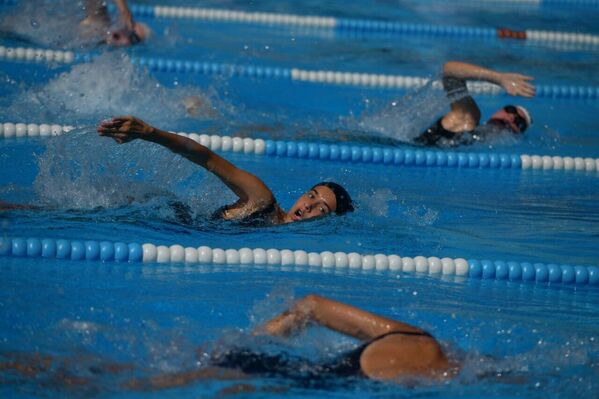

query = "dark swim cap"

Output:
[[312, 182, 354, 215]]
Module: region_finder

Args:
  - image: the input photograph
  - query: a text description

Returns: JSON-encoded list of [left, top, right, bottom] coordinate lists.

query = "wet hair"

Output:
[[312, 182, 354, 215]]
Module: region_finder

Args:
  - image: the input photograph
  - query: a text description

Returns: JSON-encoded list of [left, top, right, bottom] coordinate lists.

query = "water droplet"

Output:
[[30, 19, 39, 29]]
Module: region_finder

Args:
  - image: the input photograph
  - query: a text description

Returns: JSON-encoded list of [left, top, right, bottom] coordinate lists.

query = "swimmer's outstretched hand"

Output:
[[97, 116, 154, 144], [498, 72, 536, 98], [252, 298, 316, 337]]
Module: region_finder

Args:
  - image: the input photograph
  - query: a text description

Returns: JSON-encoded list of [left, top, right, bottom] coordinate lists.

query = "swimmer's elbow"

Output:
[[442, 62, 461, 77]]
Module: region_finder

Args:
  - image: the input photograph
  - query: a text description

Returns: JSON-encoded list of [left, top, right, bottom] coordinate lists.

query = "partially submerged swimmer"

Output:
[[415, 61, 535, 147], [80, 0, 149, 47], [97, 116, 354, 225], [217, 294, 452, 383], [0, 295, 453, 392]]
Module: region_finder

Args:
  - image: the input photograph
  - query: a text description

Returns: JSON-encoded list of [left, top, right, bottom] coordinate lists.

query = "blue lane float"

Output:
[[0, 237, 144, 263], [1, 44, 599, 99], [413, 0, 599, 7], [1, 236, 598, 287]]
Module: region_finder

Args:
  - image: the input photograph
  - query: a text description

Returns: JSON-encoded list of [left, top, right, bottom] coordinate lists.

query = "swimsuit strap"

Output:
[[371, 329, 433, 342]]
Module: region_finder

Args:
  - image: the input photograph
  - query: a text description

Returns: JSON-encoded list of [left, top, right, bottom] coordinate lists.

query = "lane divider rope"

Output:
[[126, 4, 599, 46], [1, 44, 598, 99], [1, 1, 598, 42], [2, 121, 598, 173], [1, 236, 597, 287], [397, 0, 599, 7], [4, 0, 599, 10]]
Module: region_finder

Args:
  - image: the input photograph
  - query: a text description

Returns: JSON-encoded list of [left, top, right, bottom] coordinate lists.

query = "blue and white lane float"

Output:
[[125, 4, 599, 46], [2, 121, 599, 174], [1, 45, 599, 100], [397, 0, 599, 7], [1, 236, 598, 287]]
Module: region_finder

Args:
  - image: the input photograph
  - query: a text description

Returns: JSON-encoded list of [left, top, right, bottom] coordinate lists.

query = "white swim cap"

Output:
[[515, 105, 532, 128]]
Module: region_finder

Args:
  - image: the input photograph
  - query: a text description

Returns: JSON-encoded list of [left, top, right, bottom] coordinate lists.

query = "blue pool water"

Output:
[[1, 0, 599, 397]]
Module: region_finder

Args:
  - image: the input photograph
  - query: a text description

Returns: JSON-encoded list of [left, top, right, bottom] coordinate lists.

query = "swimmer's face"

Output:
[[286, 185, 337, 222], [106, 23, 148, 46], [487, 105, 529, 134]]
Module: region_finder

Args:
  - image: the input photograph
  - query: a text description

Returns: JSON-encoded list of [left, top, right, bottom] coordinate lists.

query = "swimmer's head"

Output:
[[106, 22, 150, 46], [287, 182, 354, 222], [487, 105, 532, 134]]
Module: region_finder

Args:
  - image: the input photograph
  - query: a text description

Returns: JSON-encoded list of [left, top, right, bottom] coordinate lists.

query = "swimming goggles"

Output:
[[503, 105, 528, 133]]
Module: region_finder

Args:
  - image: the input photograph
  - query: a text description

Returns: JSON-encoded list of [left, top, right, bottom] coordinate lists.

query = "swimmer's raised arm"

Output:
[[259, 294, 426, 341], [97, 116, 274, 207], [443, 61, 535, 98], [113, 0, 134, 30], [435, 61, 536, 134]]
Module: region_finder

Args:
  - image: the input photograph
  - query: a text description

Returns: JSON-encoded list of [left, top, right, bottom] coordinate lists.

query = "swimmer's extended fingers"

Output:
[[97, 116, 152, 143], [513, 74, 535, 97], [97, 119, 133, 143], [500, 73, 536, 97]]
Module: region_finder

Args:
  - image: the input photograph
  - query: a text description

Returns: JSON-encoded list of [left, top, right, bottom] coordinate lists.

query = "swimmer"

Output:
[[415, 61, 535, 147], [97, 116, 353, 225], [0, 295, 453, 392], [80, 0, 149, 46]]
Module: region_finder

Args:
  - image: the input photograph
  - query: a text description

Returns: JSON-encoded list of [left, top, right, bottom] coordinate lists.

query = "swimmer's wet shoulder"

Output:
[[215, 198, 287, 226], [97, 116, 353, 227], [317, 330, 435, 379]]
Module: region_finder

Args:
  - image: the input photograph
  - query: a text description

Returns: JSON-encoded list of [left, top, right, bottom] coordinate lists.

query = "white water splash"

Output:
[[0, 0, 94, 49], [356, 188, 398, 218], [4, 52, 225, 125], [33, 129, 215, 211], [356, 79, 449, 143]]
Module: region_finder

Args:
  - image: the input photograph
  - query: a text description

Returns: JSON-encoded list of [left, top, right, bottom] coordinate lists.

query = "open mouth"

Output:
[[294, 209, 303, 220]]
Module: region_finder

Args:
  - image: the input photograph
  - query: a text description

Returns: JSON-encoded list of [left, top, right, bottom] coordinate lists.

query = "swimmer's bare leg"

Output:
[[122, 367, 247, 391], [0, 352, 53, 378], [216, 383, 288, 397], [0, 201, 38, 211]]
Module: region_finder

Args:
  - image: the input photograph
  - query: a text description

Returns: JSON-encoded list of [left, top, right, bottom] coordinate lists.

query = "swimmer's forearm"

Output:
[[113, 0, 134, 27], [443, 61, 502, 85], [144, 128, 211, 166], [263, 295, 425, 341]]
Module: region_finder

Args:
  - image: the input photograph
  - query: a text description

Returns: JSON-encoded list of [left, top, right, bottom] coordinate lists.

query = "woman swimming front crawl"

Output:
[[97, 116, 354, 225], [0, 294, 454, 392]]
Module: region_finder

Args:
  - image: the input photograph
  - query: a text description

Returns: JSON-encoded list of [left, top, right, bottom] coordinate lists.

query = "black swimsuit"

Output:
[[166, 199, 279, 227], [414, 117, 472, 147], [210, 330, 433, 381], [414, 76, 480, 148], [212, 201, 279, 226]]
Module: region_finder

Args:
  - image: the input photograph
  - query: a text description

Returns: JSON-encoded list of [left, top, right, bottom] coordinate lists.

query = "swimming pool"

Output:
[[1, 0, 599, 397]]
